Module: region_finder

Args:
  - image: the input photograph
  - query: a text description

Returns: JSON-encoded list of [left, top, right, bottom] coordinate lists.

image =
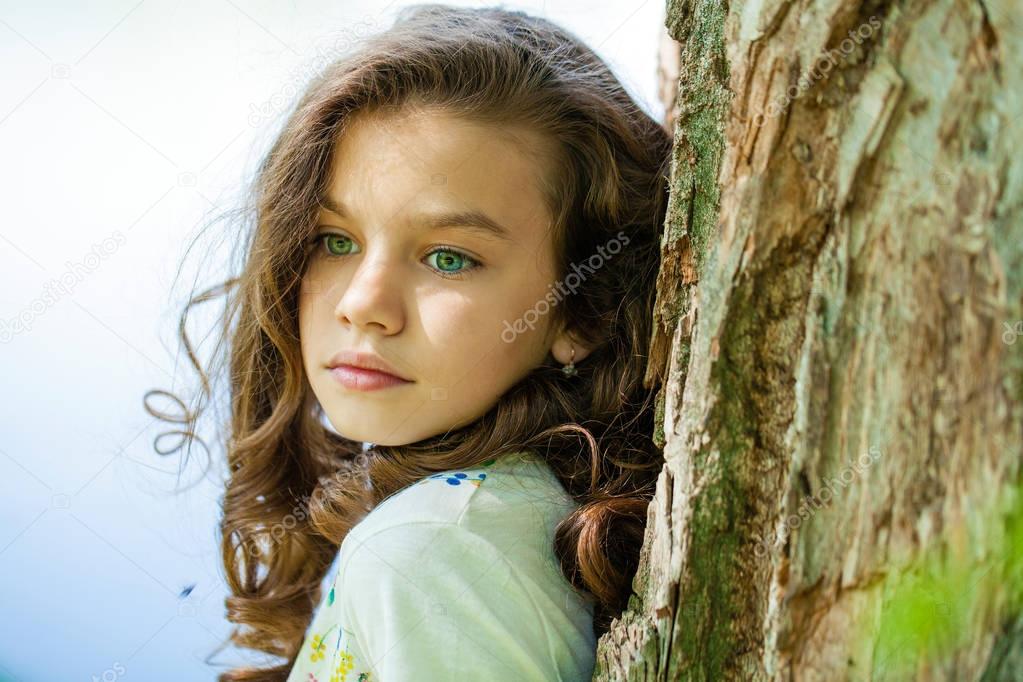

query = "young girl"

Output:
[[149, 4, 672, 680]]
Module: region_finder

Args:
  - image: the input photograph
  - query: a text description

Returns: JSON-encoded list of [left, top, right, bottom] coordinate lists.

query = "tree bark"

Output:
[[595, 0, 1023, 679]]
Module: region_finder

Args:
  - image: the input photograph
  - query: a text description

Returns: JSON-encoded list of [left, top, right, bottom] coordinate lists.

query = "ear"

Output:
[[549, 326, 596, 366]]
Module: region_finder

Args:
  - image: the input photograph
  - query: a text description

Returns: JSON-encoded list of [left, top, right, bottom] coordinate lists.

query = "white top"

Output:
[[285, 450, 597, 681]]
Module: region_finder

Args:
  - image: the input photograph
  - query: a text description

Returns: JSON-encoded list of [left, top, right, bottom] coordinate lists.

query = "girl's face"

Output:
[[299, 107, 580, 446]]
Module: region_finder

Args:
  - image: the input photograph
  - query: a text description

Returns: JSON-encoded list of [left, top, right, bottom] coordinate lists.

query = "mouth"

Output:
[[326, 350, 413, 391]]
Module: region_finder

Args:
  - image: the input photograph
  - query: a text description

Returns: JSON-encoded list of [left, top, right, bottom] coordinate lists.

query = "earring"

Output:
[[561, 346, 578, 377]]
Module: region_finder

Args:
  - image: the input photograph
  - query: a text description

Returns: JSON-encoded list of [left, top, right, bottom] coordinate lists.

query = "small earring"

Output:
[[561, 346, 578, 377]]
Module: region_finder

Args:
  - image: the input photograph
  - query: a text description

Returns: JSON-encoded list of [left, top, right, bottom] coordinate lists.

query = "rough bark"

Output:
[[595, 0, 1022, 680]]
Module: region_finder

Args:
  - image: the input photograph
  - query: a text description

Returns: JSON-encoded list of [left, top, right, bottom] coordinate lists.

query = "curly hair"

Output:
[[146, 4, 672, 680]]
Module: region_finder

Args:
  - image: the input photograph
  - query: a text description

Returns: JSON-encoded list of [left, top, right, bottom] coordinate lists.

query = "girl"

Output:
[[148, 4, 672, 680]]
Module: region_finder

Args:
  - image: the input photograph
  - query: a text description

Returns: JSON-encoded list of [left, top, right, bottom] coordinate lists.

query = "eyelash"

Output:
[[307, 231, 483, 280]]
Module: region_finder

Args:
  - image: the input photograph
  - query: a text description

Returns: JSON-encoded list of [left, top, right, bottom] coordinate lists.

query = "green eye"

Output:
[[321, 234, 359, 256], [425, 247, 482, 279], [425, 249, 478, 275]]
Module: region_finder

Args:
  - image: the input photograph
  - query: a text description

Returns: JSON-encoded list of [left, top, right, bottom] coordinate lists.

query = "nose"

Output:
[[333, 256, 405, 335]]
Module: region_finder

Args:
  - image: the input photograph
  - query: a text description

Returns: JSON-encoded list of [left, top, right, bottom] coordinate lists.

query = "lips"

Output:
[[329, 365, 411, 391], [326, 350, 413, 391]]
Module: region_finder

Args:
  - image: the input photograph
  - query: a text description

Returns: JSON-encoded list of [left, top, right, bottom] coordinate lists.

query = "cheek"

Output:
[[417, 291, 483, 350], [420, 289, 550, 378], [297, 284, 313, 333], [300, 265, 347, 322], [298, 277, 330, 361]]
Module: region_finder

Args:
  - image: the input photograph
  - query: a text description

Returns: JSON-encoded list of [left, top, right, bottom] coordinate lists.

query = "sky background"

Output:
[[0, 1, 665, 680]]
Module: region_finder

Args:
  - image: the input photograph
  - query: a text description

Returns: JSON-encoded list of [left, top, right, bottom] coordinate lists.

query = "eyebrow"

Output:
[[319, 196, 513, 242]]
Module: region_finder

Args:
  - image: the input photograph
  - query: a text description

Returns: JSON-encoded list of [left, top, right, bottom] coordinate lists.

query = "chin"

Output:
[[328, 419, 417, 447]]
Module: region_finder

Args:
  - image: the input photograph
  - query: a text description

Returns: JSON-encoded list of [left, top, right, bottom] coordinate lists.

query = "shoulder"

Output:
[[337, 519, 551, 639], [337, 450, 591, 623], [345, 449, 578, 547]]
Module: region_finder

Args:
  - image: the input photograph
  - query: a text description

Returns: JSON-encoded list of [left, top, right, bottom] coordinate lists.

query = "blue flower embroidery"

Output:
[[425, 471, 486, 486], [413, 458, 497, 487]]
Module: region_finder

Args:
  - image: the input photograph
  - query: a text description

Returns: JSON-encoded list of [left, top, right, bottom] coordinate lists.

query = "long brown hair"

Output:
[[146, 4, 672, 680]]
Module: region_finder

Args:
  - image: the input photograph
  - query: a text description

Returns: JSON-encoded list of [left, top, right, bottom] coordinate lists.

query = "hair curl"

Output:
[[146, 5, 672, 680]]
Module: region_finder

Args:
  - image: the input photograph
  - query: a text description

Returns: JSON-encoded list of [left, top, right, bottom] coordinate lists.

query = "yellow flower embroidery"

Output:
[[308, 633, 328, 662], [330, 650, 354, 682]]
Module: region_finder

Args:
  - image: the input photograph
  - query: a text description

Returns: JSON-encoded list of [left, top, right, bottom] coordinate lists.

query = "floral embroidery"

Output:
[[331, 650, 354, 682], [308, 626, 335, 662], [303, 620, 372, 682], [414, 458, 497, 487], [428, 471, 487, 486]]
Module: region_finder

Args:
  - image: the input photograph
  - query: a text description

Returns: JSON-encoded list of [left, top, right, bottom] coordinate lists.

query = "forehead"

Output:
[[322, 107, 560, 238]]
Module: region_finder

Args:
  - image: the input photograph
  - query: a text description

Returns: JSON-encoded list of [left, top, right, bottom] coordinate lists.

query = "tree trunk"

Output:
[[594, 0, 1023, 679]]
